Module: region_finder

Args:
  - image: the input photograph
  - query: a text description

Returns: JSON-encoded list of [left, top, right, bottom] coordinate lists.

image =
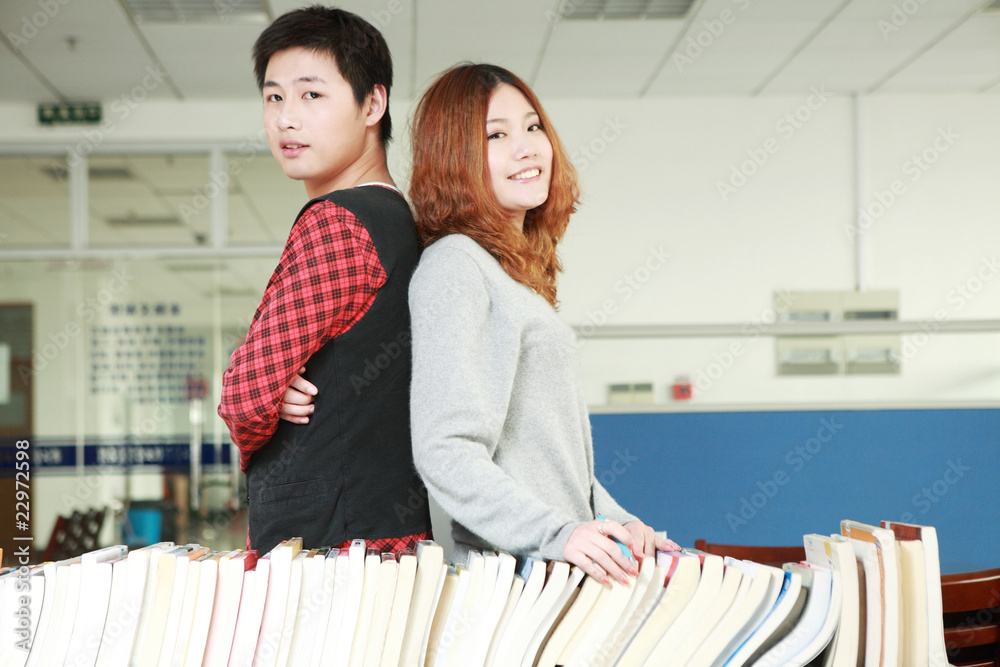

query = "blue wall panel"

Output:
[[591, 408, 999, 574]]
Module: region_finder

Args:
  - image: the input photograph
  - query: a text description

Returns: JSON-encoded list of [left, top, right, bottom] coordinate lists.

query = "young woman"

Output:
[[408, 64, 677, 586]]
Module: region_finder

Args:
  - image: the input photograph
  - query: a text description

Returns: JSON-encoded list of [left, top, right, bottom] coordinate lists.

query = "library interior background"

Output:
[[1, 0, 999, 579]]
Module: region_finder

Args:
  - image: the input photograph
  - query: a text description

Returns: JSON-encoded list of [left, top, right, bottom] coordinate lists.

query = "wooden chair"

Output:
[[942, 566, 1000, 667], [693, 539, 805, 568], [41, 507, 105, 562]]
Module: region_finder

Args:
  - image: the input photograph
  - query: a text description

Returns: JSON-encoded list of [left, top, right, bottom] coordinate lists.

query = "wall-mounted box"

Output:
[[777, 336, 841, 375], [776, 290, 900, 376]]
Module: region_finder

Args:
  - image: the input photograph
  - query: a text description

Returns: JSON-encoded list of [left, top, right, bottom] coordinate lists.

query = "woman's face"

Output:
[[485, 84, 553, 229]]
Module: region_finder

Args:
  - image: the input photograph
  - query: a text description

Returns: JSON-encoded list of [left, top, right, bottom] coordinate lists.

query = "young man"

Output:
[[218, 6, 431, 556]]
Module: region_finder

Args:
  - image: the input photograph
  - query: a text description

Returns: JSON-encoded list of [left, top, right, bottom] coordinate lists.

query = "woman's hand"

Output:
[[622, 520, 679, 559], [278, 367, 317, 424], [563, 518, 643, 585]]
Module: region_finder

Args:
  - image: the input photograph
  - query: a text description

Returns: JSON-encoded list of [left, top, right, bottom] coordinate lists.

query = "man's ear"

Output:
[[363, 84, 388, 128]]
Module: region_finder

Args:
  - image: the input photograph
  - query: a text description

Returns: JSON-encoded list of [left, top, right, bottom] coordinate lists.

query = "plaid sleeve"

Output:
[[218, 200, 387, 470]]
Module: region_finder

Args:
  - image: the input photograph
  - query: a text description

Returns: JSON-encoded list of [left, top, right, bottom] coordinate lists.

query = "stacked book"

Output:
[[0, 520, 950, 666]]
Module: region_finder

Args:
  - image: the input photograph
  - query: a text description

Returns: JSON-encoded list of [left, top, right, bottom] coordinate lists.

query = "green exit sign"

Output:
[[37, 102, 102, 125]]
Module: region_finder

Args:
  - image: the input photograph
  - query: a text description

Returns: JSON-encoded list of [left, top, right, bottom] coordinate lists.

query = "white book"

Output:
[[287, 549, 331, 666], [1, 570, 43, 667], [488, 557, 546, 667], [567, 569, 639, 667], [451, 551, 497, 664], [8, 568, 45, 667], [755, 563, 835, 667], [25, 560, 64, 667], [518, 561, 579, 667], [419, 564, 449, 667], [347, 551, 384, 667], [672, 557, 743, 667], [96, 543, 169, 667], [32, 560, 81, 666], [155, 546, 209, 667], [331, 540, 366, 667], [229, 557, 271, 667], [466, 552, 516, 667], [448, 551, 490, 667], [536, 574, 602, 667], [63, 545, 127, 667], [178, 552, 223, 667], [589, 556, 658, 667], [841, 521, 899, 667], [644, 552, 726, 665], [691, 559, 780, 667], [895, 541, 929, 666], [615, 552, 700, 667], [723, 568, 805, 667], [273, 550, 307, 667], [593, 559, 664, 667], [841, 521, 900, 667], [483, 574, 525, 667], [308, 550, 340, 667], [319, 548, 353, 666], [686, 558, 753, 667], [201, 551, 251, 667], [131, 545, 196, 667], [431, 554, 479, 667], [881, 520, 945, 667], [711, 562, 784, 667], [166, 551, 208, 667], [130, 543, 178, 667], [95, 557, 131, 667], [253, 537, 302, 667], [379, 551, 418, 667], [805, 534, 859, 667], [362, 555, 400, 667], [398, 541, 444, 667]]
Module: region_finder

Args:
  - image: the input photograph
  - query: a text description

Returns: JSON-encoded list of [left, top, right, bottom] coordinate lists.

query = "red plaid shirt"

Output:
[[219, 199, 387, 470]]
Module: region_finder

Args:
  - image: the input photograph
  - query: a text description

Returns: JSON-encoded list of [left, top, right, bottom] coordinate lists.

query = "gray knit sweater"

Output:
[[409, 234, 637, 563]]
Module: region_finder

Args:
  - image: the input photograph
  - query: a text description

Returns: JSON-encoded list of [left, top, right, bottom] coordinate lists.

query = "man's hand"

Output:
[[278, 367, 317, 424]]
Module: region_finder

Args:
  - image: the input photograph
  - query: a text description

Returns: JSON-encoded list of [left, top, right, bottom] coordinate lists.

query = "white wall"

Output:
[[2, 91, 998, 408], [3, 91, 998, 546]]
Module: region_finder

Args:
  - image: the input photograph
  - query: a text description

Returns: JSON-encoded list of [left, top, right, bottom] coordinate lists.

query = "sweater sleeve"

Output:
[[409, 245, 582, 561], [592, 480, 639, 527]]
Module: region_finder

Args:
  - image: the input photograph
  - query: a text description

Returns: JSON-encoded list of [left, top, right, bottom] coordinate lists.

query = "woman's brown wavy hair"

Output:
[[409, 63, 580, 308]]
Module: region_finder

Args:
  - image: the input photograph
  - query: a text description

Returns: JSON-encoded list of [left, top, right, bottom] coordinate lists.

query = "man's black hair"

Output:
[[253, 5, 393, 148]]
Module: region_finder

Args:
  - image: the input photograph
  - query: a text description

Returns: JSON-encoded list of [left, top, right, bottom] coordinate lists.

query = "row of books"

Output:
[[0, 519, 948, 667]]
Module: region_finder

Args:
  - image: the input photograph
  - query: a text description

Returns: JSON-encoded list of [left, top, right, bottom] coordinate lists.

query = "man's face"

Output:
[[262, 47, 368, 198]]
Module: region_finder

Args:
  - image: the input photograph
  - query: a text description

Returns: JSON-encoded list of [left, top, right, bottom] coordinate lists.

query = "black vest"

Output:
[[246, 186, 432, 555]]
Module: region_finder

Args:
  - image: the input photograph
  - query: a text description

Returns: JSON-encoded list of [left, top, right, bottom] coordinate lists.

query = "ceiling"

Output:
[[1, 0, 999, 104]]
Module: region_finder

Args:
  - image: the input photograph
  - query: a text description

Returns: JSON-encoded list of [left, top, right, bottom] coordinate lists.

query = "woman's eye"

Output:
[[488, 131, 504, 140], [304, 91, 320, 99], [266, 94, 282, 102], [528, 123, 543, 132]]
